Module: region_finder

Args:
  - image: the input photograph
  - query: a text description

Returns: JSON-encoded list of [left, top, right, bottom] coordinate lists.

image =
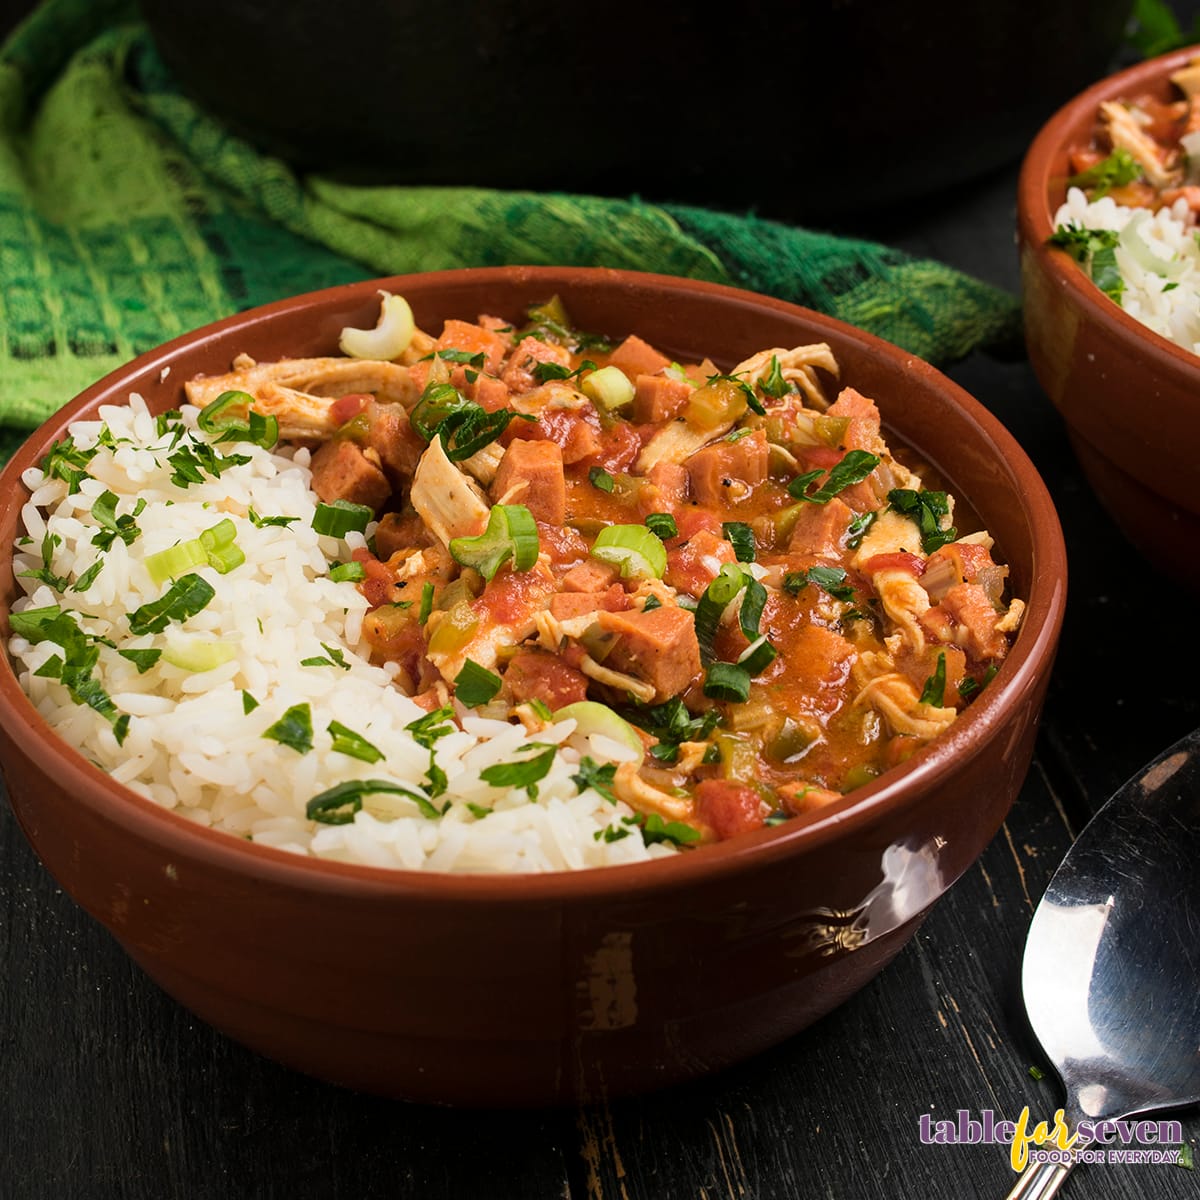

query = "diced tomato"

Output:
[[669, 507, 723, 545], [507, 407, 602, 464], [536, 521, 588, 567], [351, 547, 398, 608], [478, 566, 549, 625], [330, 392, 371, 426], [579, 419, 641, 473], [694, 780, 765, 840], [664, 529, 736, 596]]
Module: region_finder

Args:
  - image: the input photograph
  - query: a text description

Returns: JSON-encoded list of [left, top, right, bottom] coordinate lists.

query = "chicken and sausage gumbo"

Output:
[[187, 294, 1023, 844]]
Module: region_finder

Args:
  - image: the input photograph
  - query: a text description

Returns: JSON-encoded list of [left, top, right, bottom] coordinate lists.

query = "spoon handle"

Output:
[[1003, 1160, 1074, 1200]]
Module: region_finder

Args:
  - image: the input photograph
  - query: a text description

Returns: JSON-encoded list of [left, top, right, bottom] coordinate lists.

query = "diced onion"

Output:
[[339, 292, 415, 360], [1118, 211, 1185, 279], [582, 365, 634, 412]]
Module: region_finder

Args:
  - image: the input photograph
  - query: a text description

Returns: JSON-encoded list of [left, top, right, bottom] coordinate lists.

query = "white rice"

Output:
[[7, 396, 677, 872], [1054, 186, 1200, 353]]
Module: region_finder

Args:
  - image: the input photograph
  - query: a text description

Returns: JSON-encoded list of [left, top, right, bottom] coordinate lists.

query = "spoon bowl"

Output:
[[1008, 727, 1200, 1198]]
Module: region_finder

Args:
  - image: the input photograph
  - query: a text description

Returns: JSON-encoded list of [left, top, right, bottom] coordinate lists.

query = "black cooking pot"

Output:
[[137, 0, 1132, 220]]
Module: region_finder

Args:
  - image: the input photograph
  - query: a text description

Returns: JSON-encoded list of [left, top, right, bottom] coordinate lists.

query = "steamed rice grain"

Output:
[[8, 397, 674, 873]]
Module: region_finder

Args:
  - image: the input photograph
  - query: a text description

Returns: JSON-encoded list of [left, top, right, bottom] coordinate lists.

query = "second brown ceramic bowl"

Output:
[[1018, 46, 1200, 592], [0, 267, 1066, 1105]]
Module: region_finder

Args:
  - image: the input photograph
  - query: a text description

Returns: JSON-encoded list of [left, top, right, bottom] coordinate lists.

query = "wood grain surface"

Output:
[[4, 13, 1200, 1198]]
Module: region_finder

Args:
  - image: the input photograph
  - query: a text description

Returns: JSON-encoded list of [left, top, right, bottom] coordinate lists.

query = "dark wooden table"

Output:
[[3, 68, 1200, 1200]]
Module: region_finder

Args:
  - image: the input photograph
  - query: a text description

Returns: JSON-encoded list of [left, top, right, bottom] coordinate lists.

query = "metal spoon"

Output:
[[1005, 726, 1200, 1199]]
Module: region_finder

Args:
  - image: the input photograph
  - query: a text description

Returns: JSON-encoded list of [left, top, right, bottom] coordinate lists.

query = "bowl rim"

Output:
[[1017, 41, 1200, 389], [0, 265, 1068, 903]]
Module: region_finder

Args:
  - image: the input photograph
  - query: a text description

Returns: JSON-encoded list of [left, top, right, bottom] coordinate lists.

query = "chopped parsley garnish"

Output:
[[887, 488, 957, 554], [306, 778, 440, 824], [571, 756, 618, 804], [405, 706, 455, 799], [166, 438, 251, 489], [427, 348, 487, 367], [247, 508, 299, 529], [588, 465, 615, 493], [788, 450, 880, 505], [479, 742, 557, 798], [644, 512, 677, 540], [19, 532, 70, 591], [91, 491, 145, 550], [845, 509, 877, 550], [242, 690, 259, 713], [263, 703, 314, 754], [329, 560, 366, 583], [33, 654, 63, 679], [619, 696, 720, 751], [532, 357, 596, 384], [594, 824, 631, 843], [117, 647, 162, 674], [959, 663, 999, 701], [759, 355, 790, 399], [409, 381, 515, 462], [783, 565, 856, 603], [637, 812, 702, 847], [528, 698, 553, 721], [127, 573, 215, 636], [40, 438, 97, 493], [724, 428, 753, 442], [10, 606, 128, 742], [327, 720, 384, 763], [721, 522, 756, 563], [1048, 223, 1125, 304], [454, 658, 503, 707], [919, 651, 947, 707], [642, 594, 662, 613], [300, 642, 351, 670], [71, 560, 104, 593]]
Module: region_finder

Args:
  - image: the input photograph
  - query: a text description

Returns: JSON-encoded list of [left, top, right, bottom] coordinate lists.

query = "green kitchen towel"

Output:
[[0, 0, 1021, 461]]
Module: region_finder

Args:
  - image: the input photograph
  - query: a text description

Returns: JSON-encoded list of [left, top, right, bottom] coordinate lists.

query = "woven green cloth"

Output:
[[0, 0, 1021, 460]]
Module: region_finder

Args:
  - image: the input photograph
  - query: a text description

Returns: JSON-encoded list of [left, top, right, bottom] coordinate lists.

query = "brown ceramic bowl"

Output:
[[1018, 46, 1200, 592], [0, 267, 1066, 1106]]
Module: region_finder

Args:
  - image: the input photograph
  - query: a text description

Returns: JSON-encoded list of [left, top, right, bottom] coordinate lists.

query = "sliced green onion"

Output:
[[327, 720, 384, 763], [581, 364, 635, 411], [307, 778, 438, 825], [330, 560, 366, 583], [197, 390, 252, 435], [722, 521, 756, 563], [338, 292, 415, 360], [312, 499, 373, 538], [737, 635, 777, 676], [694, 563, 749, 665], [552, 700, 645, 766], [454, 659, 503, 707], [644, 512, 677, 540], [144, 538, 208, 585], [410, 382, 474, 442], [590, 524, 666, 580], [162, 635, 237, 673], [806, 565, 855, 602], [263, 702, 314, 754], [704, 661, 752, 702], [449, 504, 540, 581], [128, 573, 215, 636], [197, 390, 278, 449]]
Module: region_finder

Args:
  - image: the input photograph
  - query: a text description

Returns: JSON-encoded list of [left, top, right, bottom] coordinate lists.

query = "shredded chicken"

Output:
[[731, 343, 839, 409], [1100, 100, 1183, 190], [409, 437, 491, 546]]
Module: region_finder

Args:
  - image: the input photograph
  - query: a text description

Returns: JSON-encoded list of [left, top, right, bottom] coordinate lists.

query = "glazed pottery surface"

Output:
[[0, 268, 1066, 1103]]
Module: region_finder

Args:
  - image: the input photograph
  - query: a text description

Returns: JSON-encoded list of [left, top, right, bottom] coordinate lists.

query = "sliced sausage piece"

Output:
[[491, 439, 566, 524], [472, 374, 511, 412], [788, 496, 853, 557], [560, 560, 619, 592], [608, 334, 671, 379], [435, 319, 508, 375], [686, 429, 769, 505], [365, 401, 425, 485], [309, 439, 391, 512], [932, 582, 1009, 663], [502, 650, 590, 709], [595, 606, 701, 702], [631, 374, 691, 423], [638, 461, 690, 516]]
